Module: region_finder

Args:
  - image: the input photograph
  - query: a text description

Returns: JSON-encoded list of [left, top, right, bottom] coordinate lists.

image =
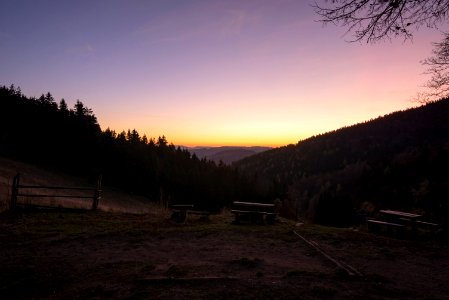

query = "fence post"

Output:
[[10, 173, 20, 211], [92, 174, 102, 210]]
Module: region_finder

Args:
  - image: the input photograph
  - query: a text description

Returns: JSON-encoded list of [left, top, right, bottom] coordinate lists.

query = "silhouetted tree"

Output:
[[59, 98, 69, 115], [157, 135, 168, 147]]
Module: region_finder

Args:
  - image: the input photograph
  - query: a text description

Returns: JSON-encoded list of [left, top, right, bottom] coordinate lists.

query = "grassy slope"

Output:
[[0, 157, 160, 214]]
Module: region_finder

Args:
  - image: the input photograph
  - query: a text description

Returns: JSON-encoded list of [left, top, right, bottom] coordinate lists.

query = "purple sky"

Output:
[[0, 0, 445, 146]]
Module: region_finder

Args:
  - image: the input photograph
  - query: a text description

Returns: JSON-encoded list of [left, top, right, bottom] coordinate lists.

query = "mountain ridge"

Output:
[[188, 146, 272, 164]]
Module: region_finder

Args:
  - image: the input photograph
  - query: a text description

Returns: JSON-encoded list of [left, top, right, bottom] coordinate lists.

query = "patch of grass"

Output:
[[297, 225, 353, 244], [333, 267, 350, 278], [366, 273, 391, 284], [378, 246, 398, 259], [310, 284, 338, 298], [231, 257, 263, 269], [139, 262, 156, 274], [165, 265, 188, 278], [0, 259, 75, 299], [285, 269, 308, 277], [284, 269, 327, 279]]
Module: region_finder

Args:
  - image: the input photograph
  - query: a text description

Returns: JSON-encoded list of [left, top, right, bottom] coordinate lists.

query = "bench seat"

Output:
[[367, 219, 406, 237], [367, 219, 405, 227], [170, 205, 211, 222], [416, 220, 439, 233], [231, 209, 276, 215], [231, 202, 277, 224], [187, 210, 210, 216], [416, 220, 439, 227]]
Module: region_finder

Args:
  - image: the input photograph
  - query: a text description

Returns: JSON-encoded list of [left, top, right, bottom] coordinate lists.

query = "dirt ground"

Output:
[[1, 209, 449, 300]]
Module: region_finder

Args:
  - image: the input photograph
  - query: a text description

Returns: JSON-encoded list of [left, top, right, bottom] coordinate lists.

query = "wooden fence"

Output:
[[10, 173, 102, 211]]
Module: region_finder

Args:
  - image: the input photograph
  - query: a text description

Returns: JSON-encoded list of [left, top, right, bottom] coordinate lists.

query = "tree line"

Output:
[[0, 85, 257, 210]]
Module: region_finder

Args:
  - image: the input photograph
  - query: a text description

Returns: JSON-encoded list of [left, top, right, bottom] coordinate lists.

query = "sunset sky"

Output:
[[0, 0, 446, 147]]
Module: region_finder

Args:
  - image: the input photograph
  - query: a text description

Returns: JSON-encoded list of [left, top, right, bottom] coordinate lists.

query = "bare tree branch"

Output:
[[419, 32, 449, 100], [314, 0, 449, 102], [313, 0, 449, 43]]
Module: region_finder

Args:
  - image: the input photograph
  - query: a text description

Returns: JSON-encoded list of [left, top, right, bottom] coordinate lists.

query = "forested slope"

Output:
[[236, 99, 449, 227], [0, 85, 250, 210]]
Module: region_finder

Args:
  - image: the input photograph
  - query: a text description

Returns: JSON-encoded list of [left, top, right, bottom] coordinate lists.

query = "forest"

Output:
[[0, 85, 255, 211], [236, 99, 449, 228], [2, 84, 449, 229]]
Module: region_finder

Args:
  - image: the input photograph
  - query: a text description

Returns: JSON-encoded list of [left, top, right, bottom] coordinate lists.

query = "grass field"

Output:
[[1, 209, 449, 299], [1, 158, 449, 299]]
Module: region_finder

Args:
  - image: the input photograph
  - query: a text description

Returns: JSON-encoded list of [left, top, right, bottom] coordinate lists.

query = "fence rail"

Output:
[[10, 173, 102, 211]]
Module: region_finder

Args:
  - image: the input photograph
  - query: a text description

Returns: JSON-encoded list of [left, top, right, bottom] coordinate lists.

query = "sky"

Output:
[[0, 0, 446, 147]]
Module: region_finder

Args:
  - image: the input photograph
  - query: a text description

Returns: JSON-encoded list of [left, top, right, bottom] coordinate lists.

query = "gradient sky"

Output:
[[0, 0, 446, 147]]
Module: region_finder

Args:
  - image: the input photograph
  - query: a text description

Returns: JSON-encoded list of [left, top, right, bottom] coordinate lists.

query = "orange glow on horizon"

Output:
[[4, 1, 444, 149]]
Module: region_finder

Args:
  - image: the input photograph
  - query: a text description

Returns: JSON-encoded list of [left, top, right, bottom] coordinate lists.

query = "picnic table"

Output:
[[368, 209, 440, 237], [365, 210, 423, 236], [231, 201, 276, 224], [379, 210, 422, 233]]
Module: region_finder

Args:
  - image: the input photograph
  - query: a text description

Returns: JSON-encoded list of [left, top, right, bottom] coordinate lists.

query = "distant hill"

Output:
[[189, 146, 271, 164], [236, 99, 449, 227]]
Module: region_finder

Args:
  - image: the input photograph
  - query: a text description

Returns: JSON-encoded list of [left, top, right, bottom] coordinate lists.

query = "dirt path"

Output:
[[1, 211, 449, 299]]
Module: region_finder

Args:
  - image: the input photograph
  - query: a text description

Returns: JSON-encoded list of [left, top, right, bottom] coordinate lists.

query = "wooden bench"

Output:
[[231, 201, 276, 224], [170, 204, 194, 222], [187, 210, 211, 220], [367, 219, 405, 236], [416, 220, 440, 232], [379, 210, 430, 236], [170, 205, 210, 223]]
